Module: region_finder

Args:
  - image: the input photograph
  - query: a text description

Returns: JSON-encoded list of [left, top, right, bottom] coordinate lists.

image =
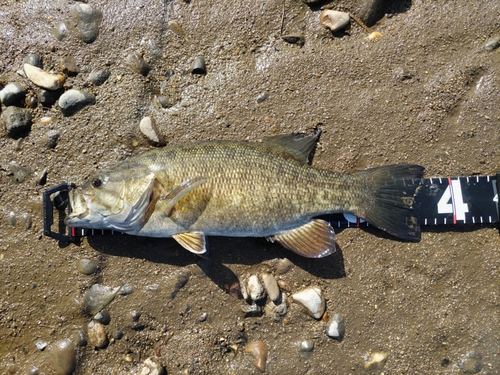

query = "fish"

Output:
[[65, 131, 424, 258]]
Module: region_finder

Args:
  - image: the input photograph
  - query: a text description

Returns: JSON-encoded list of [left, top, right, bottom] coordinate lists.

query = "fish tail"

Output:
[[356, 164, 425, 241]]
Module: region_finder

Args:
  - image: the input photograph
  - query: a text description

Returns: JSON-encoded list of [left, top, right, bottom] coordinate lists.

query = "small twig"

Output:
[[349, 13, 371, 33], [280, 0, 285, 35]]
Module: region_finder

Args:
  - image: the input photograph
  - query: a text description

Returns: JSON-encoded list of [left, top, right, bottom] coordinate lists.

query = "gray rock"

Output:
[[25, 53, 42, 68], [458, 351, 482, 374], [118, 284, 133, 296], [50, 339, 76, 375], [0, 82, 26, 106], [58, 89, 96, 116], [8, 163, 32, 183], [89, 69, 110, 86], [74, 330, 87, 346], [39, 89, 62, 107], [78, 258, 99, 275], [71, 4, 102, 44], [325, 313, 345, 340], [299, 339, 314, 352], [45, 129, 60, 148], [82, 284, 120, 315], [3, 106, 32, 138], [256, 92, 269, 104], [52, 21, 67, 41], [94, 310, 111, 325], [358, 0, 388, 27], [241, 303, 263, 317]]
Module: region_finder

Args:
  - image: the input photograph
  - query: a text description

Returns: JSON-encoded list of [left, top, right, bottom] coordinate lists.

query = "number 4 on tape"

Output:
[[437, 178, 469, 223]]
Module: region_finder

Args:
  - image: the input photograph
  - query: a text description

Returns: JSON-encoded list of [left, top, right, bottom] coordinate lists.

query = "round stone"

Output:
[[0, 82, 26, 106], [58, 89, 96, 116], [78, 258, 98, 275]]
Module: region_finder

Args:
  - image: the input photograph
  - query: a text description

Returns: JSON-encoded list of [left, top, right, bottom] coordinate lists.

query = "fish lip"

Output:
[[65, 189, 90, 225]]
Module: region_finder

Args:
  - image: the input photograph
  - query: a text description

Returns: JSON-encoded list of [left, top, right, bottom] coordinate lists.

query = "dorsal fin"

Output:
[[259, 130, 321, 163]]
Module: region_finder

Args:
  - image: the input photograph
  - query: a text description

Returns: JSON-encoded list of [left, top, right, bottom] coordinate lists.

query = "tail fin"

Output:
[[357, 164, 425, 241]]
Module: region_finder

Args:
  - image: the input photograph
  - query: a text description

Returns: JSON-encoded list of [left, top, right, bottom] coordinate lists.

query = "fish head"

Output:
[[65, 162, 157, 232]]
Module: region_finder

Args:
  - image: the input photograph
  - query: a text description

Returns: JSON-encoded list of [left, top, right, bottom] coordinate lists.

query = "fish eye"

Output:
[[92, 177, 103, 188]]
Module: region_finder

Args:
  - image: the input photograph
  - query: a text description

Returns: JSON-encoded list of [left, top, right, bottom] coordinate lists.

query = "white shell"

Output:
[[291, 286, 325, 319]]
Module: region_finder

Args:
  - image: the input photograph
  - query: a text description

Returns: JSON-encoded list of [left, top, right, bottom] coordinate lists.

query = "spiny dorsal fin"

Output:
[[269, 219, 335, 258], [172, 232, 208, 258], [259, 130, 321, 164]]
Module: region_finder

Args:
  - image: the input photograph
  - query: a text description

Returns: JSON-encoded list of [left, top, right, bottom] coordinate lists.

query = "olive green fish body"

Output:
[[66, 133, 424, 258]]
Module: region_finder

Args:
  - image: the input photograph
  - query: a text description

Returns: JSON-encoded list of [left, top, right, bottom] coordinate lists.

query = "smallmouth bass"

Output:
[[66, 132, 424, 258]]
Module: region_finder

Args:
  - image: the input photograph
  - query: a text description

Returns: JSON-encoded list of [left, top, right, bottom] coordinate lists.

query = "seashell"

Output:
[[364, 352, 388, 370], [291, 286, 325, 319], [368, 31, 383, 40], [247, 274, 265, 301], [260, 272, 281, 302], [245, 341, 267, 372], [320, 10, 350, 32]]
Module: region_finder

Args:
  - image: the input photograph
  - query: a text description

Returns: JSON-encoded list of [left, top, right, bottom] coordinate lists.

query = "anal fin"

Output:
[[173, 232, 208, 258], [269, 219, 335, 258]]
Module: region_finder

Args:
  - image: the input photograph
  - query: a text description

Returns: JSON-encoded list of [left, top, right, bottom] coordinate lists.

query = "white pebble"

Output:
[[247, 274, 265, 301], [364, 352, 388, 370], [139, 116, 165, 146], [23, 63, 65, 90], [260, 272, 281, 302], [325, 313, 345, 340], [291, 286, 325, 319], [320, 10, 350, 32]]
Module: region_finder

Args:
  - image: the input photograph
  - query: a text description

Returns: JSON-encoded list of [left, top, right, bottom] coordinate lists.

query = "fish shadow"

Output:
[[86, 234, 346, 292]]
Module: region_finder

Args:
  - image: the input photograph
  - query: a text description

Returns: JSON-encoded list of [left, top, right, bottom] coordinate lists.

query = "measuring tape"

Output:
[[43, 173, 500, 242]]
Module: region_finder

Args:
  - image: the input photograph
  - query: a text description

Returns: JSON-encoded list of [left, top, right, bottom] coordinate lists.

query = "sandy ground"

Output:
[[1, 0, 499, 374]]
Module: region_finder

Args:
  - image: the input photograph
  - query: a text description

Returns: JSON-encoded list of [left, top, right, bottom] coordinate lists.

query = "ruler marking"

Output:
[[448, 177, 457, 224], [424, 218, 428, 225], [472, 217, 475, 224], [487, 176, 490, 182]]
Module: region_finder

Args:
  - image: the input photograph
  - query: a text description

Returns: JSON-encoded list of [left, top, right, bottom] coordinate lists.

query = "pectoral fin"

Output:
[[173, 232, 208, 258], [269, 219, 335, 258], [162, 176, 208, 216]]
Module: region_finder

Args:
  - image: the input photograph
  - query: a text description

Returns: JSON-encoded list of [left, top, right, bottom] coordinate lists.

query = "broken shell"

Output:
[[368, 31, 383, 40], [320, 10, 350, 32], [245, 341, 267, 372], [364, 351, 388, 370], [191, 57, 206, 75], [247, 274, 265, 301], [291, 286, 325, 319]]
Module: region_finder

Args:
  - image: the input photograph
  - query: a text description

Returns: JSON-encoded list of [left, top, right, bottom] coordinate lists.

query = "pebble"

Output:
[[59, 56, 79, 76], [29, 366, 38, 375], [275, 258, 294, 275], [35, 340, 48, 350], [291, 286, 325, 319], [281, 35, 305, 46], [320, 10, 350, 32], [126, 53, 150, 76], [484, 35, 500, 51], [358, 0, 387, 27], [191, 57, 206, 75], [39, 89, 62, 107], [71, 4, 103, 43], [87, 320, 108, 349], [325, 313, 345, 340], [139, 357, 166, 375], [45, 129, 60, 148], [78, 258, 99, 275], [368, 31, 383, 40], [113, 329, 123, 340], [260, 272, 280, 302], [89, 69, 110, 86], [74, 330, 87, 346], [52, 21, 68, 41], [37, 167, 48, 185], [246, 341, 267, 372], [256, 92, 268, 104], [157, 95, 172, 108], [0, 82, 26, 106], [25, 53, 43, 68], [23, 63, 65, 90], [50, 339, 76, 375], [3, 106, 32, 138], [94, 310, 111, 325], [364, 351, 388, 370], [241, 303, 263, 318], [8, 163, 32, 183], [199, 312, 208, 322], [458, 351, 482, 374], [247, 274, 265, 301], [58, 89, 96, 116], [82, 284, 120, 315], [139, 116, 166, 146], [8, 212, 16, 226], [299, 339, 314, 352], [118, 284, 133, 295]]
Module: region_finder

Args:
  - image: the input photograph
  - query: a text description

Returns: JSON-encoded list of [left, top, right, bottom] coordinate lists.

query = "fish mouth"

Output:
[[65, 189, 91, 226]]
